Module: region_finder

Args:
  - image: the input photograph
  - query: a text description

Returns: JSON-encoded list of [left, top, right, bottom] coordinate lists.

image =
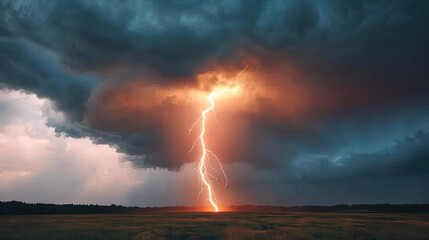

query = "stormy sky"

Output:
[[0, 0, 428, 206]]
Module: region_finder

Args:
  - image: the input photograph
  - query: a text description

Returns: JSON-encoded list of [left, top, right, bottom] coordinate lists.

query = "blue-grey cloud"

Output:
[[0, 37, 97, 121], [224, 131, 429, 205]]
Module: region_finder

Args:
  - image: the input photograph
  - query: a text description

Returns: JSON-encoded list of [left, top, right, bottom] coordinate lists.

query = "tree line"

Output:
[[1, 201, 428, 215]]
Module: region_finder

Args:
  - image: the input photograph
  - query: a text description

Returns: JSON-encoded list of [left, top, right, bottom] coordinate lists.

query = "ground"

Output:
[[0, 212, 428, 240]]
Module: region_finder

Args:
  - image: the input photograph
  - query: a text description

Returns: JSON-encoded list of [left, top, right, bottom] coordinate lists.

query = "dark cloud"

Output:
[[297, 131, 429, 180], [1, 0, 234, 80], [295, 130, 429, 204], [225, 131, 429, 205], [0, 0, 428, 183], [0, 37, 97, 121], [4, 0, 427, 85]]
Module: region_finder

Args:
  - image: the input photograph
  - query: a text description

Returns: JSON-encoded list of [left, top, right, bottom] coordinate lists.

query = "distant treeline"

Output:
[[230, 204, 429, 213], [0, 201, 197, 215], [1, 201, 428, 215], [0, 201, 139, 215]]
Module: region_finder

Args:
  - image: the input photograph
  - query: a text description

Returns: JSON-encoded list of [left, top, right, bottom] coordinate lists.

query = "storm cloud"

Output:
[[1, 0, 429, 203]]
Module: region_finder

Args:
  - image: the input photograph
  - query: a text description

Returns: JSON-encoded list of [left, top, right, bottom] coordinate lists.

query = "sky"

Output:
[[0, 0, 428, 207]]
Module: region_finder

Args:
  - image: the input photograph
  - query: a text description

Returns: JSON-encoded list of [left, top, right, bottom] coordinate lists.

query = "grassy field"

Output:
[[0, 212, 428, 240]]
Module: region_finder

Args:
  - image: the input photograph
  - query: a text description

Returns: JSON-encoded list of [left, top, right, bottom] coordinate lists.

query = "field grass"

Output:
[[0, 212, 428, 240]]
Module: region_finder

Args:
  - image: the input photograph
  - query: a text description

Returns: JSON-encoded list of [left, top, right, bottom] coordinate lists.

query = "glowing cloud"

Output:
[[189, 66, 248, 212]]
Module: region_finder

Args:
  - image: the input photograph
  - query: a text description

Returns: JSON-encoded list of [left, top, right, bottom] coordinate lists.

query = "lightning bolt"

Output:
[[189, 65, 248, 212]]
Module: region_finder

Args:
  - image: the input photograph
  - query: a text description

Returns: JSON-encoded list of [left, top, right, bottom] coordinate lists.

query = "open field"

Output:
[[1, 212, 428, 240]]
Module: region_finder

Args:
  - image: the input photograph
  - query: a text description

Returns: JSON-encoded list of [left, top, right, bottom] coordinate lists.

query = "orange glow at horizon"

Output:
[[190, 66, 248, 212]]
